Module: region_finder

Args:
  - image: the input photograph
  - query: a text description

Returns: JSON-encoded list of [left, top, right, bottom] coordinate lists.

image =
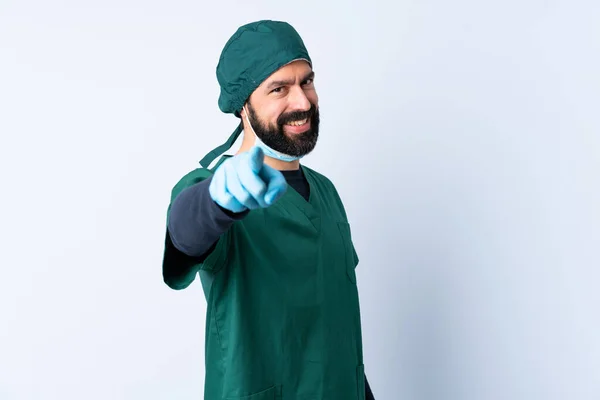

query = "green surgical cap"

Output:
[[216, 20, 312, 117], [200, 20, 312, 168]]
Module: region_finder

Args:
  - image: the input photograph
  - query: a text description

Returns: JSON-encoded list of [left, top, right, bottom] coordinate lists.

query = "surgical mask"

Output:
[[243, 106, 303, 162]]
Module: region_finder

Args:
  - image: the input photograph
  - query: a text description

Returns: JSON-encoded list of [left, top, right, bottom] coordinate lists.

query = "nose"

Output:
[[287, 85, 311, 111]]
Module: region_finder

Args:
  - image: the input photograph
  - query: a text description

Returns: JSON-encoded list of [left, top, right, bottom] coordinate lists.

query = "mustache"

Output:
[[277, 105, 316, 126]]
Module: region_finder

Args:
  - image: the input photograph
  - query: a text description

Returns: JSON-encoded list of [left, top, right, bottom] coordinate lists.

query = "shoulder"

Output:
[[174, 167, 213, 185], [301, 165, 337, 191], [168, 167, 214, 202]]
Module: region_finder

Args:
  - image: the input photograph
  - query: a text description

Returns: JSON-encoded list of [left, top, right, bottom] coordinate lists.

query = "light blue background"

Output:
[[1, 1, 598, 399]]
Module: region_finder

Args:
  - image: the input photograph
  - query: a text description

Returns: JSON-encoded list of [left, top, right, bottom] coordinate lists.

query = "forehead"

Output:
[[262, 59, 312, 85]]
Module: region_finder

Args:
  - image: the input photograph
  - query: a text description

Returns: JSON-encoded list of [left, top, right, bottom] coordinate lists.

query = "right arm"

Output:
[[167, 176, 248, 258], [161, 147, 287, 290], [163, 176, 247, 289]]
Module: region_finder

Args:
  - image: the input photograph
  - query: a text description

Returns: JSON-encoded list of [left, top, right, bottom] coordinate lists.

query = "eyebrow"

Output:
[[266, 71, 315, 91]]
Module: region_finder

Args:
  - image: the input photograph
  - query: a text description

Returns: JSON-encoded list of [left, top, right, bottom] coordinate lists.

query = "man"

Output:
[[162, 20, 375, 400]]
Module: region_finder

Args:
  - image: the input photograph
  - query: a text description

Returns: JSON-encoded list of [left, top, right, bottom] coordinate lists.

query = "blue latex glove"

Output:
[[209, 147, 287, 213]]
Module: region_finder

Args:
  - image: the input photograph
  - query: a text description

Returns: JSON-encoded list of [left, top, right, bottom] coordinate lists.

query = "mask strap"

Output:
[[242, 106, 259, 141]]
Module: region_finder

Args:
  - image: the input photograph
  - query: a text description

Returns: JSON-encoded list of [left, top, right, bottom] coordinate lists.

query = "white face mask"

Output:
[[243, 106, 302, 162]]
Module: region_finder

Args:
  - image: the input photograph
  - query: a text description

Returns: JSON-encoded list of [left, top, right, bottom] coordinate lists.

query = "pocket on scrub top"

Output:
[[337, 221, 358, 284], [225, 385, 278, 400]]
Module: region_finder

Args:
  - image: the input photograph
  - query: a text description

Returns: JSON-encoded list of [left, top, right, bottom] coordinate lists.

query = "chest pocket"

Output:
[[336, 221, 359, 284]]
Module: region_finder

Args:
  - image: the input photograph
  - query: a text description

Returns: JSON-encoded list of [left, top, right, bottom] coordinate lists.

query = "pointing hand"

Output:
[[209, 147, 287, 213]]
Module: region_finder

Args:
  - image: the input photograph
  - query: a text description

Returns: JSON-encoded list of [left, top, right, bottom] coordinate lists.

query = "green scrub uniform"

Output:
[[164, 154, 365, 400]]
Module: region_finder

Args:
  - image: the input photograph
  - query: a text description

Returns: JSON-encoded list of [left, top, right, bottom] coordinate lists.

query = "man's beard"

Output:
[[247, 102, 319, 158]]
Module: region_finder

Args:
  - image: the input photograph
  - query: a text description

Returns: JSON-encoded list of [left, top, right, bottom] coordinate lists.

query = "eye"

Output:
[[302, 78, 314, 86], [270, 87, 283, 94]]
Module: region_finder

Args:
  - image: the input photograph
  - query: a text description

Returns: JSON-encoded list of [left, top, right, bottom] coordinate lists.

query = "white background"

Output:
[[1, 1, 599, 399]]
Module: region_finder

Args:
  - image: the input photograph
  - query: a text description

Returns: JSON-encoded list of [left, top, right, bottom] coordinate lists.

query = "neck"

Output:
[[267, 157, 301, 171]]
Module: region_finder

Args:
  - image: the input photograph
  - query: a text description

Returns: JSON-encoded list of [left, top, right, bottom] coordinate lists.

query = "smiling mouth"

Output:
[[285, 118, 308, 127]]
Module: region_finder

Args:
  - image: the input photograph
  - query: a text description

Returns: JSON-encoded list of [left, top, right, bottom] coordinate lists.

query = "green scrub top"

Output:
[[164, 155, 365, 400]]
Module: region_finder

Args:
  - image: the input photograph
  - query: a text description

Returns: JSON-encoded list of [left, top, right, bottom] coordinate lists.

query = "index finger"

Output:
[[260, 165, 287, 205]]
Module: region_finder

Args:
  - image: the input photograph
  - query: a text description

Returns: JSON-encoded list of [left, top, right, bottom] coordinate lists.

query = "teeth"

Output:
[[287, 119, 307, 127]]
